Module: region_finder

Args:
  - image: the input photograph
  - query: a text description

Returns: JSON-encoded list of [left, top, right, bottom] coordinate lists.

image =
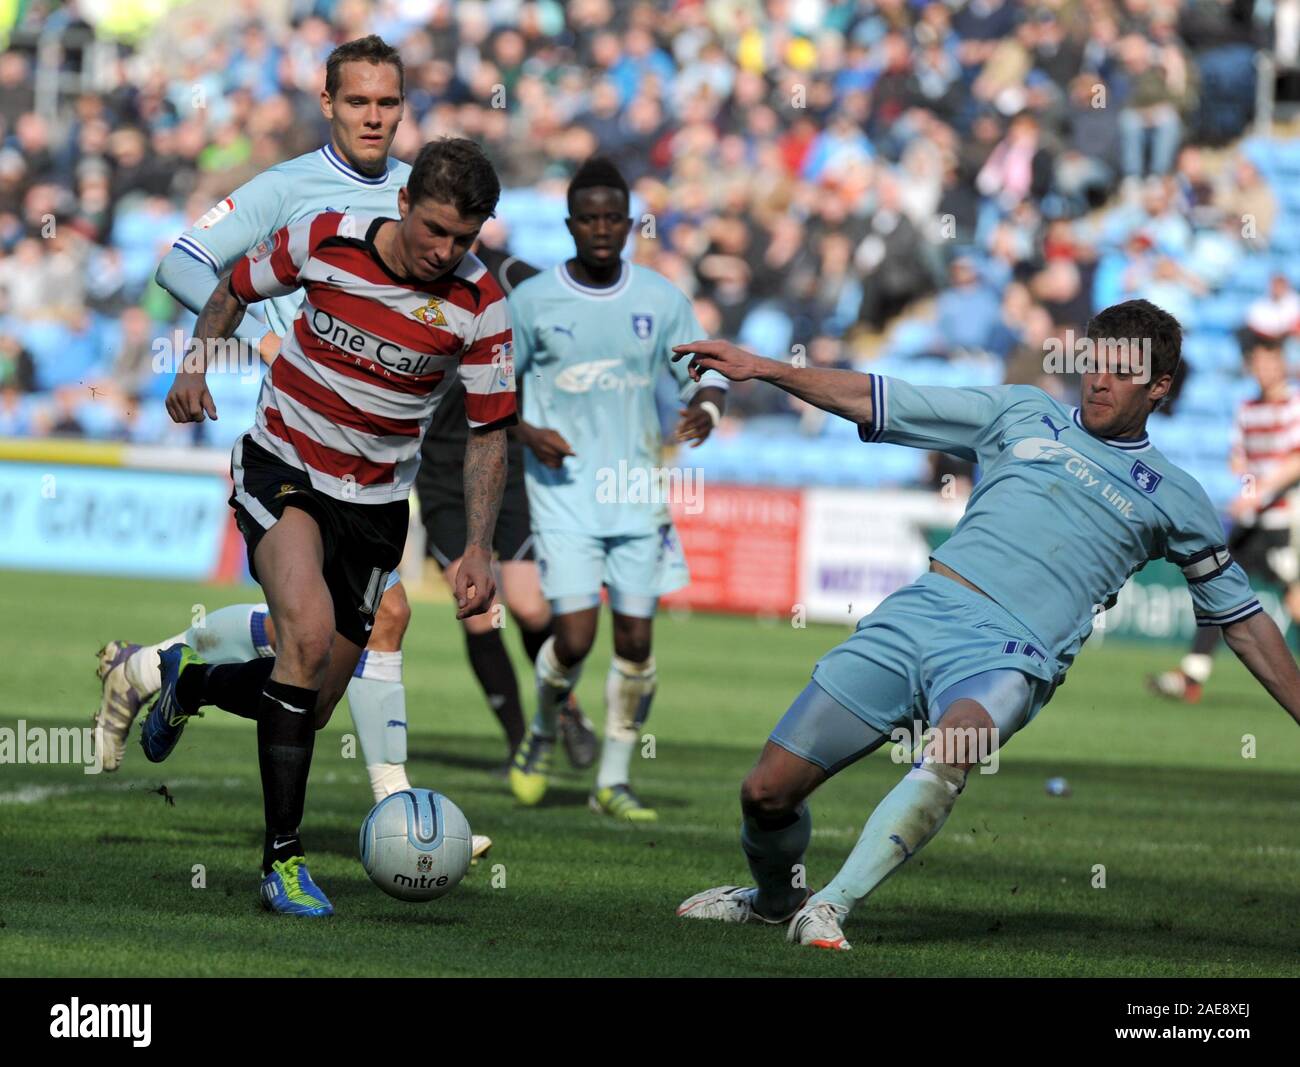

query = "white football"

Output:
[[359, 789, 473, 902]]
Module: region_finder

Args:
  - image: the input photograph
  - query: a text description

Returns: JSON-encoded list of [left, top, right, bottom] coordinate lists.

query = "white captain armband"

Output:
[[1178, 546, 1232, 584]]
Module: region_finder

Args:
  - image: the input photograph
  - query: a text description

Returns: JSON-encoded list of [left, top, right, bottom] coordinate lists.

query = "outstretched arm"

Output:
[[1223, 611, 1300, 727], [672, 340, 872, 425]]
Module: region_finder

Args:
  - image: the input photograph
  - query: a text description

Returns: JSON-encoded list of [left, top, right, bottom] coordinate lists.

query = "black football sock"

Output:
[[519, 620, 552, 664], [742, 805, 813, 920], [194, 657, 277, 720], [464, 629, 525, 755], [257, 679, 318, 874]]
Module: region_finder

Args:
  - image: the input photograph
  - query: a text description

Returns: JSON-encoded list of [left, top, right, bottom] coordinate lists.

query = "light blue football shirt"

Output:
[[509, 261, 727, 536], [173, 143, 411, 336], [859, 375, 1261, 673]]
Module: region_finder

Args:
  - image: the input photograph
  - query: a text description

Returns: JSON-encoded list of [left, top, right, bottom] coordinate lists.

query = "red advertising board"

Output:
[[663, 485, 802, 616]]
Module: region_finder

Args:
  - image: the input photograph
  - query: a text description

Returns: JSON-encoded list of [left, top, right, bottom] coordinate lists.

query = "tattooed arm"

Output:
[[165, 277, 246, 423], [455, 424, 508, 619]]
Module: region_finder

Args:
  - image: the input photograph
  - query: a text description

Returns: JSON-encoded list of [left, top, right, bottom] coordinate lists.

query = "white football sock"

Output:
[[532, 635, 582, 738], [367, 762, 411, 802], [348, 650, 410, 802], [596, 654, 655, 790], [187, 603, 264, 663], [812, 761, 967, 913], [124, 631, 188, 694], [125, 602, 271, 696]]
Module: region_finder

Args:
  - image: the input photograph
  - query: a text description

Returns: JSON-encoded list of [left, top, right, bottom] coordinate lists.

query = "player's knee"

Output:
[[740, 773, 800, 822], [928, 699, 997, 769], [276, 627, 333, 681], [613, 635, 651, 663], [554, 629, 594, 664], [370, 587, 410, 649], [611, 618, 652, 663]]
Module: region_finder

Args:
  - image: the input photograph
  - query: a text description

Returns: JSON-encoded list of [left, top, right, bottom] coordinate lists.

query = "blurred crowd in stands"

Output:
[[0, 0, 1298, 502]]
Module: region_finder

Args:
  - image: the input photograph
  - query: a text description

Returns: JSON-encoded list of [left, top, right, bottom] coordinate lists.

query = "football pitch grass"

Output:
[[1, 569, 1297, 978]]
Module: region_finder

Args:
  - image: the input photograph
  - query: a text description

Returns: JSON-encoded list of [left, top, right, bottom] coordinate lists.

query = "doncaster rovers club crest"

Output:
[[412, 297, 447, 327]]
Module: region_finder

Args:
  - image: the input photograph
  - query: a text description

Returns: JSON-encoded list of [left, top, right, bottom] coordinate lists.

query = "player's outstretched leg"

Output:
[[789, 670, 1031, 950], [511, 607, 597, 806], [96, 604, 274, 770], [590, 611, 658, 821], [678, 741, 823, 925], [679, 680, 894, 941]]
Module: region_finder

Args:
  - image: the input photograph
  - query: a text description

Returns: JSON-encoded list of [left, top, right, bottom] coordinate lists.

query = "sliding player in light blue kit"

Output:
[[90, 39, 487, 851], [507, 158, 728, 820], [674, 300, 1300, 949]]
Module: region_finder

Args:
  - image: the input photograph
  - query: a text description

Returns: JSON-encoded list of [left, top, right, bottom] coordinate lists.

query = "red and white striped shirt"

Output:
[[229, 211, 516, 503], [1233, 387, 1300, 526]]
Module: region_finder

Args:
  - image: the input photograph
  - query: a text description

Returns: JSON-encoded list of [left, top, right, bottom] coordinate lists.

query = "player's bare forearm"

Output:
[[192, 281, 246, 363], [463, 424, 507, 555], [1223, 611, 1300, 726], [761, 360, 873, 425], [166, 280, 244, 423], [672, 340, 871, 425]]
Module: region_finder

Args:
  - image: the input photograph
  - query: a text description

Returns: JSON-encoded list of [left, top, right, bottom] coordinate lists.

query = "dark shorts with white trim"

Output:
[[229, 435, 408, 647], [415, 436, 534, 568]]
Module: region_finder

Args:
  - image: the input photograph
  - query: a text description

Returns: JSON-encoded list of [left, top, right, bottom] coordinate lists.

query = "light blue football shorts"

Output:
[[532, 522, 690, 619], [771, 571, 1061, 772]]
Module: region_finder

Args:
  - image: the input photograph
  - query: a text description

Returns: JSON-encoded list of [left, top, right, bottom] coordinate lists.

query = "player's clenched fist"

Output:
[[165, 371, 218, 423], [454, 546, 496, 620], [671, 339, 766, 383]]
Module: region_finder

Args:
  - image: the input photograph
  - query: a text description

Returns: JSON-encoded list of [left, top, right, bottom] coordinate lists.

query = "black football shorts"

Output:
[[229, 435, 408, 646]]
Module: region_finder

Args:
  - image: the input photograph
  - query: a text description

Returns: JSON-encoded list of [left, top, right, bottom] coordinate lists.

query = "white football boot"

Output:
[[470, 835, 493, 862], [93, 641, 148, 772], [787, 899, 852, 950], [676, 885, 807, 924]]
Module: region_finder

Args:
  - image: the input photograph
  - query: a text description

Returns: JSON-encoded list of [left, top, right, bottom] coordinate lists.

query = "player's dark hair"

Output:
[[1085, 299, 1182, 407], [407, 138, 501, 219], [325, 35, 405, 98], [567, 156, 629, 214], [1241, 327, 1283, 358]]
